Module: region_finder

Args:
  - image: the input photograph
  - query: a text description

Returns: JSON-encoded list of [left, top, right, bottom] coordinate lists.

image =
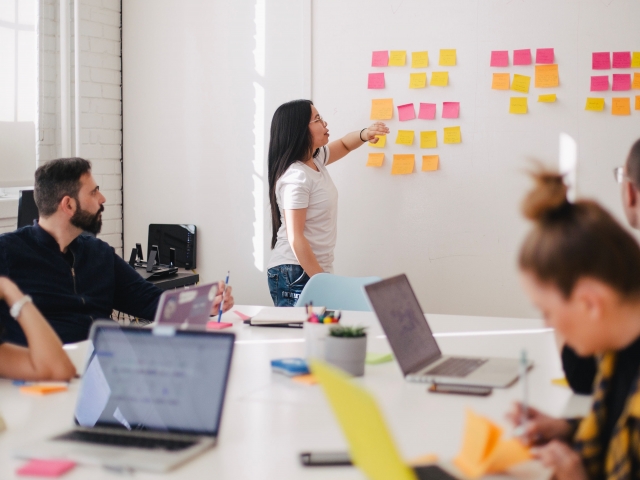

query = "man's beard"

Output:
[[71, 203, 104, 235]]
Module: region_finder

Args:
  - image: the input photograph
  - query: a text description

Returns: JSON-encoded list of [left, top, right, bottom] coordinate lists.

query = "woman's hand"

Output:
[[364, 122, 390, 143], [506, 402, 574, 445], [532, 440, 587, 480], [210, 281, 234, 316]]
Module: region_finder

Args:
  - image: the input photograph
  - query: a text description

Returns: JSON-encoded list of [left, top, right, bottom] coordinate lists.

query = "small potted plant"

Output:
[[324, 326, 367, 377]]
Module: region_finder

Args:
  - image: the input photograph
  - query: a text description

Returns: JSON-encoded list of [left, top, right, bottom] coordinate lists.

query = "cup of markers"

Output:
[[304, 303, 340, 360]]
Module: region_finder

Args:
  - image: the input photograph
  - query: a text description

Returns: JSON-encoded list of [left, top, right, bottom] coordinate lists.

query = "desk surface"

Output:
[[0, 307, 591, 479]]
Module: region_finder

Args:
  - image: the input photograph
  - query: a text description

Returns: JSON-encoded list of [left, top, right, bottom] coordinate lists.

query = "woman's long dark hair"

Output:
[[268, 99, 319, 249]]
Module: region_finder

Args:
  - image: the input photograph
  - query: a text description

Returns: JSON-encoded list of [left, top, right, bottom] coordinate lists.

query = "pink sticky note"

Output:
[[17, 459, 76, 477], [612, 51, 631, 69], [368, 73, 385, 89], [513, 49, 532, 66], [490, 51, 509, 67], [590, 75, 609, 91], [442, 102, 460, 119], [592, 52, 611, 70], [233, 310, 251, 321], [398, 103, 416, 121], [612, 73, 632, 91], [535, 48, 554, 64], [372, 51, 389, 67], [418, 103, 436, 120], [207, 321, 233, 330]]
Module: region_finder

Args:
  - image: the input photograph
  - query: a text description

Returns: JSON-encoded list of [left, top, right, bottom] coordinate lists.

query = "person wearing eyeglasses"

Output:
[[266, 100, 389, 306]]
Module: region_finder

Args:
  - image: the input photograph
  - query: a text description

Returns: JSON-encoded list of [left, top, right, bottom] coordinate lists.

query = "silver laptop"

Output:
[[364, 274, 529, 388], [154, 282, 218, 329], [15, 322, 235, 472]]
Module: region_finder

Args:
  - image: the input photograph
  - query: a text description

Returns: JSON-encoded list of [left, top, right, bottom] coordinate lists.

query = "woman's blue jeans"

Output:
[[267, 264, 310, 307]]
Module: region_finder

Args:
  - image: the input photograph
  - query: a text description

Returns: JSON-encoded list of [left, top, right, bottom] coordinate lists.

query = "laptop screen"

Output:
[[154, 282, 217, 327], [74, 325, 234, 436], [365, 274, 441, 375]]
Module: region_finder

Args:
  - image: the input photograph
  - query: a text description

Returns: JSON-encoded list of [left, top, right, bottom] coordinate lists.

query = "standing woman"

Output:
[[267, 100, 389, 306]]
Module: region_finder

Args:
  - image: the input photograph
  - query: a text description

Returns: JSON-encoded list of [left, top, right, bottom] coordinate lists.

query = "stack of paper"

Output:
[[250, 306, 325, 325]]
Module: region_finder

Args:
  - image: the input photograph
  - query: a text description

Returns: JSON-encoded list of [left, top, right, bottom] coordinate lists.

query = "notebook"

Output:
[[249, 306, 325, 326]]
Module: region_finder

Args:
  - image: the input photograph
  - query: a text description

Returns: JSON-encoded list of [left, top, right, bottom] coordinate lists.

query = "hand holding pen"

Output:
[[216, 272, 230, 323]]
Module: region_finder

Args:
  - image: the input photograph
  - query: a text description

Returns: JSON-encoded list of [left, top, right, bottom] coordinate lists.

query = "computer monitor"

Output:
[[148, 224, 197, 269], [17, 189, 39, 228]]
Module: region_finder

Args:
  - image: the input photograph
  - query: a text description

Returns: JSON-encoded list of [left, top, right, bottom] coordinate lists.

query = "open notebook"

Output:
[[250, 306, 325, 326]]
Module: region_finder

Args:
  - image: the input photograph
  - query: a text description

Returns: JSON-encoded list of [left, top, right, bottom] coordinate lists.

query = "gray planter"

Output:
[[325, 335, 367, 377]]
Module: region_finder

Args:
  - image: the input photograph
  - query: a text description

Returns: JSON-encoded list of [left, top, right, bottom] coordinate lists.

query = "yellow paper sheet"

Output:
[[430, 72, 449, 87], [538, 94, 557, 103], [633, 73, 640, 90], [585, 97, 605, 111], [370, 99, 393, 120], [632, 52, 640, 68], [492, 73, 510, 90], [389, 50, 406, 66], [366, 153, 385, 167], [412, 51, 429, 68], [421, 155, 439, 172], [395, 130, 414, 145], [420, 131, 437, 149], [369, 134, 386, 148], [636, 96, 640, 111], [439, 49, 456, 66], [612, 97, 631, 116], [391, 155, 415, 175], [409, 72, 427, 89], [443, 126, 461, 144], [511, 74, 531, 93], [509, 97, 528, 114], [535, 64, 559, 88], [552, 377, 569, 387]]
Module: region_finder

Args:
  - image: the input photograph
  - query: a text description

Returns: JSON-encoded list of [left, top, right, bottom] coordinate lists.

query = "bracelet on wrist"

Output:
[[10, 295, 32, 320], [359, 128, 367, 142]]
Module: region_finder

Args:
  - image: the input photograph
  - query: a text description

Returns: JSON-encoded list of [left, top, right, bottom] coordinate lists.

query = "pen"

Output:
[[217, 271, 230, 323], [515, 349, 528, 437]]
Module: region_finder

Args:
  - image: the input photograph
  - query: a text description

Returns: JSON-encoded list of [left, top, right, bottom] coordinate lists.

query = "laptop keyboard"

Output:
[[424, 357, 488, 377], [55, 430, 197, 451]]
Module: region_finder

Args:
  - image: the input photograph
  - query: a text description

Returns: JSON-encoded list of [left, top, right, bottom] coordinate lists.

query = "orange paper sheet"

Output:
[[612, 97, 631, 116], [633, 73, 640, 90], [535, 64, 559, 88], [421, 155, 439, 171], [636, 96, 640, 111], [492, 73, 510, 90], [370, 99, 393, 120], [391, 155, 415, 175], [366, 153, 385, 167], [20, 384, 68, 396]]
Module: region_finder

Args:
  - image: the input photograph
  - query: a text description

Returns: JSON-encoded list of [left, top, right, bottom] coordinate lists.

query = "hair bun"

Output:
[[522, 169, 569, 222]]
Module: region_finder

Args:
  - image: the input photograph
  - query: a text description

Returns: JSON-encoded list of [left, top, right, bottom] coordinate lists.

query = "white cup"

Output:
[[304, 322, 331, 360]]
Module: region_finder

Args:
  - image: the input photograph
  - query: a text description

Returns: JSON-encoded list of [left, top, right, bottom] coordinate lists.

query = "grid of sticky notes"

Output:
[[586, 51, 640, 115], [490, 48, 559, 114], [368, 49, 461, 175]]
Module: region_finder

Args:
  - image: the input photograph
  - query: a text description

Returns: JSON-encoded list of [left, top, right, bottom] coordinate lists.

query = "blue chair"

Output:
[[295, 273, 382, 311]]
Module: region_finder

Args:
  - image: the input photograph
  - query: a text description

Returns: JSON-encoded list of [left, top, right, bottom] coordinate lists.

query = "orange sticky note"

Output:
[[509, 97, 528, 114], [486, 439, 532, 473], [366, 153, 385, 167], [492, 73, 510, 90], [408, 453, 439, 467], [20, 384, 68, 395], [430, 72, 449, 87], [421, 155, 439, 171], [409, 72, 427, 88], [535, 64, 559, 88], [292, 374, 318, 385], [612, 97, 631, 116], [389, 50, 406, 66], [633, 73, 640, 90], [370, 99, 393, 120], [369, 134, 386, 148], [585, 97, 605, 111], [511, 74, 531, 93], [439, 49, 456, 66], [636, 96, 640, 110], [443, 126, 461, 144], [395, 130, 414, 145], [412, 51, 429, 68], [391, 155, 415, 175], [420, 131, 437, 149]]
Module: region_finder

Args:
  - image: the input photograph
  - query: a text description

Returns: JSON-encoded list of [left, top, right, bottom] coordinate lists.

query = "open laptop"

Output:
[[154, 282, 217, 329], [364, 274, 527, 388], [15, 322, 235, 472]]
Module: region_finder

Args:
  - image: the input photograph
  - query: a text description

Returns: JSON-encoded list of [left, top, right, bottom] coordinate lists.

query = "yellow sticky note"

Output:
[[370, 99, 393, 120], [492, 73, 510, 90], [443, 126, 461, 144], [633, 73, 640, 90], [535, 64, 559, 88], [391, 155, 415, 175], [430, 71, 449, 87], [612, 97, 631, 116], [421, 155, 439, 171], [388, 50, 406, 66], [395, 130, 414, 145], [552, 377, 570, 387], [538, 94, 557, 103], [366, 153, 385, 167], [409, 72, 427, 89], [369, 134, 386, 148], [585, 97, 605, 111], [412, 51, 428, 68], [636, 96, 640, 111], [632, 52, 640, 68], [439, 49, 456, 66], [509, 97, 528, 114], [420, 131, 437, 149], [511, 74, 531, 93]]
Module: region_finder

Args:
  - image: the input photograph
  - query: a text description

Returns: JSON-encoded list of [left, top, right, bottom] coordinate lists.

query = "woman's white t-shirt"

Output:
[[268, 146, 338, 273]]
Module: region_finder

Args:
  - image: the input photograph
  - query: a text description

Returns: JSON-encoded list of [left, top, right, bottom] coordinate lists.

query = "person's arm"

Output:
[[326, 122, 389, 165], [112, 253, 164, 321], [284, 208, 324, 277], [0, 277, 76, 381]]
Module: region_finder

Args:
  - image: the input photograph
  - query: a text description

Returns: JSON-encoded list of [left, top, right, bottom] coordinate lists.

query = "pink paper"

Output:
[[233, 310, 251, 321], [17, 459, 76, 477], [590, 75, 609, 91], [612, 73, 631, 91], [513, 49, 532, 66], [368, 73, 385, 89], [490, 51, 509, 67], [398, 103, 416, 121], [418, 103, 436, 120], [612, 51, 631, 69], [442, 102, 460, 119], [535, 48, 554, 64], [372, 51, 389, 67], [592, 52, 611, 70]]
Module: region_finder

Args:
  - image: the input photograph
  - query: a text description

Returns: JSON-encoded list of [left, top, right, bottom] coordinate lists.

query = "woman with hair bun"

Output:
[[508, 167, 640, 480]]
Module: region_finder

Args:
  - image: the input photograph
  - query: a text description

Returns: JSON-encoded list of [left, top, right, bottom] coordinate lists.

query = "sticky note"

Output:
[[585, 97, 605, 111], [613, 52, 631, 69], [538, 94, 557, 103], [490, 51, 509, 67], [442, 102, 460, 119], [233, 310, 251, 321], [366, 153, 385, 167], [439, 49, 456, 66], [398, 103, 416, 121], [535, 64, 559, 88], [535, 48, 554, 64], [292, 374, 318, 385], [369, 135, 386, 148], [633, 52, 640, 68], [365, 352, 393, 364], [612, 97, 631, 116], [409, 72, 427, 89], [368, 73, 385, 89], [633, 73, 640, 89], [513, 49, 532, 66], [418, 103, 436, 120], [593, 52, 611, 70], [430, 72, 449, 87], [372, 51, 389, 67], [511, 74, 530, 93], [591, 75, 609, 91], [636, 96, 640, 110], [613, 74, 632, 91], [17, 459, 76, 477], [408, 454, 439, 467], [492, 73, 510, 90], [420, 131, 437, 149], [395, 130, 414, 145], [370, 99, 393, 120], [389, 50, 406, 66], [391, 155, 415, 175], [412, 51, 428, 68], [20, 384, 68, 395], [443, 126, 461, 144], [422, 155, 439, 171], [509, 97, 528, 114]]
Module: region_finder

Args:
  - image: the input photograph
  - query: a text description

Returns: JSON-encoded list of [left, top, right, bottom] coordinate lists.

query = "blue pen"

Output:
[[217, 271, 230, 323]]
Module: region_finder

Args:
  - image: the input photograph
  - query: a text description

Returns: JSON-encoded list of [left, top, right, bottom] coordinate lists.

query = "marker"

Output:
[[217, 271, 230, 323]]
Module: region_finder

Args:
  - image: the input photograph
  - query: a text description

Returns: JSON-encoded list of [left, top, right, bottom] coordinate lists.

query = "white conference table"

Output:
[[0, 307, 592, 479]]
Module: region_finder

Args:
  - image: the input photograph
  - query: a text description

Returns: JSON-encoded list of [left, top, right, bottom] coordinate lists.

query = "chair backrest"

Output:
[[295, 273, 381, 311], [17, 189, 38, 228]]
